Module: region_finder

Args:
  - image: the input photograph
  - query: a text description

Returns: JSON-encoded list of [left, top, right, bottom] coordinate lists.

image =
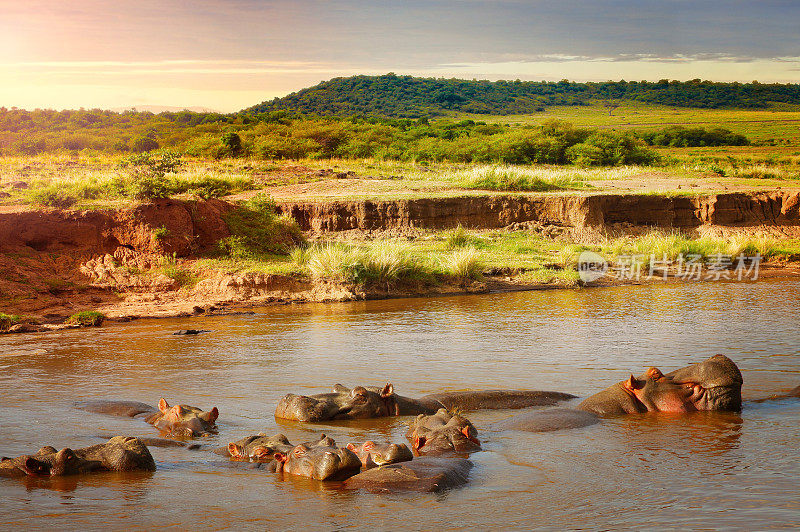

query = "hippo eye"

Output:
[[352, 394, 367, 404]]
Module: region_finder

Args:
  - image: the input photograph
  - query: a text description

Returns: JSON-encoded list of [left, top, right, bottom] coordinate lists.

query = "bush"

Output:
[[0, 313, 21, 330], [221, 132, 242, 156], [131, 136, 160, 153], [119, 151, 183, 200], [219, 194, 304, 256], [28, 187, 78, 209], [66, 311, 105, 327]]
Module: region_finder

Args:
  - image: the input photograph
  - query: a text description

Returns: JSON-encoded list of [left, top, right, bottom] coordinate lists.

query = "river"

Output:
[[1, 279, 798, 530]]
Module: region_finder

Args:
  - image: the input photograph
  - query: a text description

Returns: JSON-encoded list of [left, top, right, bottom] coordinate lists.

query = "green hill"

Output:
[[246, 74, 800, 118]]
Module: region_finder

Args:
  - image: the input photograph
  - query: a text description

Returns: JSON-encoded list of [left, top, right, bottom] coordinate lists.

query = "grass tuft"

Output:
[[441, 247, 483, 281], [66, 310, 105, 327]]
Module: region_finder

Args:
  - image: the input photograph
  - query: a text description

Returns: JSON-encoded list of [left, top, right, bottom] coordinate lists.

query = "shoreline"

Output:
[[3, 265, 798, 336], [3, 188, 800, 335]]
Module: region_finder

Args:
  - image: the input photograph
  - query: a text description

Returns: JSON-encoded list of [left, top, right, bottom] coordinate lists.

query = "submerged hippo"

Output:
[[344, 456, 473, 493], [76, 398, 219, 437], [495, 355, 745, 433], [407, 409, 481, 455], [346, 441, 413, 468], [224, 434, 294, 462], [275, 383, 575, 422], [272, 435, 362, 481], [0, 436, 156, 478]]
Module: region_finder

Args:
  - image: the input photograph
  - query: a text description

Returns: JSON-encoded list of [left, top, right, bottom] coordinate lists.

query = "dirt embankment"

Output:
[[277, 191, 800, 233], [2, 191, 800, 330]]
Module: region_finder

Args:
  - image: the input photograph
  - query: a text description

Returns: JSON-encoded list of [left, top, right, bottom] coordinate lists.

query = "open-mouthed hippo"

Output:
[[1, 436, 156, 478], [275, 383, 575, 422], [272, 434, 362, 481], [76, 398, 219, 437], [407, 409, 481, 455], [495, 355, 745, 433], [223, 434, 295, 462], [346, 441, 413, 468]]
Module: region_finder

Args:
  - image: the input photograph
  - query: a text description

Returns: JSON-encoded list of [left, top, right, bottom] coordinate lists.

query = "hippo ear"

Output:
[[413, 436, 426, 451], [381, 383, 394, 397], [346, 443, 357, 451], [646, 367, 664, 380], [158, 398, 170, 413], [228, 443, 242, 458], [332, 384, 349, 393], [461, 426, 480, 445], [624, 375, 643, 391], [363, 440, 375, 452], [202, 407, 219, 423], [273, 452, 287, 463], [171, 404, 183, 416]]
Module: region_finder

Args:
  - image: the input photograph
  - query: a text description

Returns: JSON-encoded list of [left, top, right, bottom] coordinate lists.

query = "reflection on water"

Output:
[[0, 279, 799, 530]]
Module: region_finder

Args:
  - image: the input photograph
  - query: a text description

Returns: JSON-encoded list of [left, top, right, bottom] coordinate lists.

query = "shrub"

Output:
[[131, 136, 159, 153], [27, 186, 77, 209], [66, 311, 105, 327], [221, 131, 242, 156], [119, 151, 183, 200], [0, 313, 21, 330], [219, 194, 304, 256]]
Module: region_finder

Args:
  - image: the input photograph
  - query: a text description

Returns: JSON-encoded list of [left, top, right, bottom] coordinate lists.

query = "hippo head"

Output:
[[273, 434, 362, 481], [146, 398, 219, 437], [346, 441, 414, 468], [666, 354, 743, 411], [83, 436, 156, 472], [227, 433, 294, 462], [407, 408, 481, 455], [20, 448, 89, 477], [578, 355, 744, 417], [275, 383, 398, 422]]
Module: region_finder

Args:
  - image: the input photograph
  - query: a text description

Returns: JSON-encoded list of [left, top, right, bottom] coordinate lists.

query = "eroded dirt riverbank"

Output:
[[2, 190, 800, 331]]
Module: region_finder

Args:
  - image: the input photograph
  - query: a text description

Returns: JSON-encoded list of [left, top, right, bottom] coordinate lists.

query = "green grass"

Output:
[[159, 255, 201, 288], [0, 313, 22, 330], [443, 165, 588, 192], [453, 101, 800, 146], [218, 194, 304, 257], [66, 310, 105, 326]]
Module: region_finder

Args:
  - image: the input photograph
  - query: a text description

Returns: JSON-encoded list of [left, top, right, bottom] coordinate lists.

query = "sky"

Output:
[[2, 0, 800, 112]]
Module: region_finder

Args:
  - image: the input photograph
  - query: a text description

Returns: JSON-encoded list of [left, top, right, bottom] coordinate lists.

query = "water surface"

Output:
[[1, 280, 799, 530]]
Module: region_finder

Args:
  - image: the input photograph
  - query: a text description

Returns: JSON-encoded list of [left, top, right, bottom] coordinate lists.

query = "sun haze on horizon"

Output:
[[2, 0, 799, 112]]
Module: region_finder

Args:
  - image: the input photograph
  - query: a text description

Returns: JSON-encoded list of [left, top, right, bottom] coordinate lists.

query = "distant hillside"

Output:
[[246, 74, 800, 118]]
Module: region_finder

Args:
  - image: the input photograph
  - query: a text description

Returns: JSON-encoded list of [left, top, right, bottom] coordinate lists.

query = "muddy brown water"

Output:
[[1, 280, 799, 530]]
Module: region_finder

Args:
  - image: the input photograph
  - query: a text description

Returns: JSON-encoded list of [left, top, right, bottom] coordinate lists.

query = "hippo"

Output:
[[578, 355, 743, 416], [0, 437, 156, 478], [272, 435, 362, 481], [224, 434, 294, 462], [76, 398, 219, 437], [344, 456, 473, 493], [275, 383, 575, 422], [406, 409, 481, 455], [495, 355, 745, 433], [345, 441, 413, 468]]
